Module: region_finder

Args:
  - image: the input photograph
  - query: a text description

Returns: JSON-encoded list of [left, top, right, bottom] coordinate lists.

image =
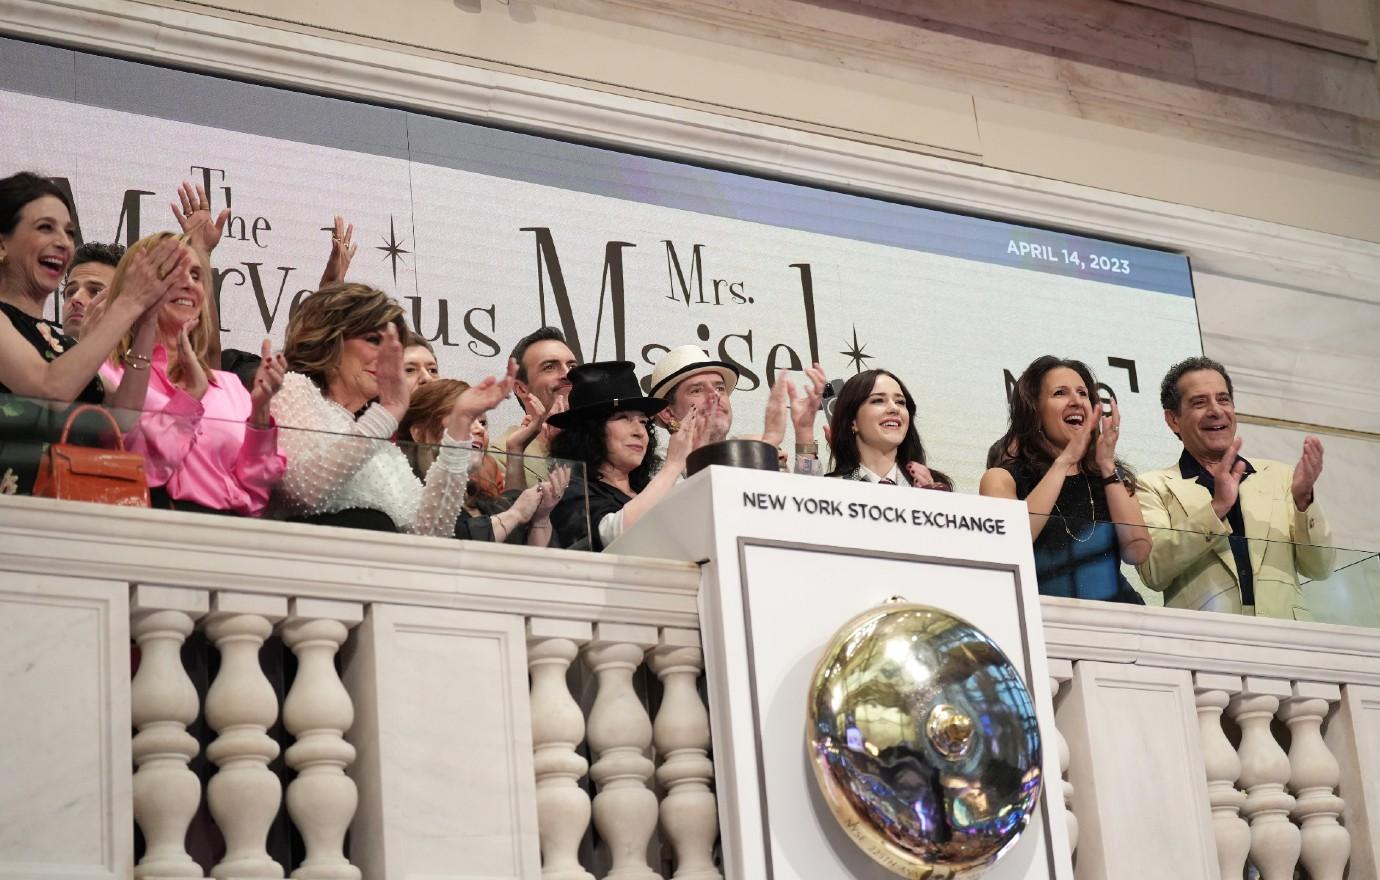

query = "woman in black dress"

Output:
[[979, 355, 1151, 603], [0, 172, 192, 494], [548, 361, 706, 551]]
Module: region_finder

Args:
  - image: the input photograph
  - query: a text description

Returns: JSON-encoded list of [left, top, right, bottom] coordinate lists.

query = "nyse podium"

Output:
[[609, 466, 1075, 880]]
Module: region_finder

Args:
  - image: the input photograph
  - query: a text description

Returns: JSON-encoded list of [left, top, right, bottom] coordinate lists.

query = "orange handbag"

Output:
[[32, 404, 150, 508]]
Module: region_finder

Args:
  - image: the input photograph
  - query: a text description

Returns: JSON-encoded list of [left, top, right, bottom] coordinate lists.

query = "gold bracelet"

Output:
[[123, 349, 152, 366]]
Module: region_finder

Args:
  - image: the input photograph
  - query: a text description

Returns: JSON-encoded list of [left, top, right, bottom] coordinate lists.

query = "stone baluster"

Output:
[[204, 592, 288, 880], [528, 618, 595, 880], [1046, 658, 1077, 854], [1279, 682, 1349, 880], [584, 623, 662, 880], [1228, 678, 1299, 880], [281, 598, 364, 880], [1194, 672, 1249, 880], [649, 629, 721, 880], [130, 585, 209, 879]]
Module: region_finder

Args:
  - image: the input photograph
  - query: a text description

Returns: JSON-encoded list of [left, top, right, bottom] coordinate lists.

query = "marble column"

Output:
[[1047, 658, 1077, 854], [1279, 681, 1349, 880], [1193, 672, 1249, 880], [1229, 677, 1299, 880]]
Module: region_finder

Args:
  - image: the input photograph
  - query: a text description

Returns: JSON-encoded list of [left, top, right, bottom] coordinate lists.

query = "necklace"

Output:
[[1051, 472, 1097, 543]]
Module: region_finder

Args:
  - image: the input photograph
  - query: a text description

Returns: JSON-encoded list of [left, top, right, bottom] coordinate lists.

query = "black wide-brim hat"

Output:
[[547, 361, 669, 429]]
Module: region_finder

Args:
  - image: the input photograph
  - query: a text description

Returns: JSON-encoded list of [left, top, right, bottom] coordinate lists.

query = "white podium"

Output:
[[610, 466, 1075, 880]]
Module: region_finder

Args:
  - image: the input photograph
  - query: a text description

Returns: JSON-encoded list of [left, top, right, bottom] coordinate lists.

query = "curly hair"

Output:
[[283, 282, 407, 390], [1160, 356, 1233, 412], [105, 232, 215, 387], [399, 378, 466, 478], [987, 355, 1134, 488], [550, 409, 660, 492], [825, 369, 952, 489]]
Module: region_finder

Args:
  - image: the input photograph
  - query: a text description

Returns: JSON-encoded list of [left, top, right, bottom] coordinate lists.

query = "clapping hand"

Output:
[[174, 318, 210, 400], [1093, 397, 1122, 475], [665, 403, 709, 470], [534, 465, 570, 520], [320, 215, 357, 287], [170, 182, 229, 256], [376, 323, 410, 421], [1056, 397, 1096, 467], [448, 358, 519, 436], [905, 462, 947, 491], [1208, 436, 1248, 520], [506, 392, 549, 454], [761, 372, 789, 448], [792, 363, 827, 436], [249, 338, 286, 429], [1291, 436, 1324, 511]]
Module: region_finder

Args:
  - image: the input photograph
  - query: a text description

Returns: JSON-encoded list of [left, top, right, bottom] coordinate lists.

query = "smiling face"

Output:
[[403, 344, 439, 392], [602, 409, 651, 477], [1166, 368, 1237, 462], [155, 242, 209, 338], [1037, 367, 1093, 454], [61, 260, 115, 335], [0, 195, 75, 300], [668, 369, 733, 442], [518, 339, 578, 409], [852, 373, 910, 454]]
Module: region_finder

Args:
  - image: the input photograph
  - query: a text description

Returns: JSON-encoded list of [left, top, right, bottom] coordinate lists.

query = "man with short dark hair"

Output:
[[61, 241, 124, 337], [497, 326, 580, 487], [1136, 356, 1333, 618]]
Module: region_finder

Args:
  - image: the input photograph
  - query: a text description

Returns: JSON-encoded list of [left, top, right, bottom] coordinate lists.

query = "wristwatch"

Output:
[[1100, 470, 1122, 486]]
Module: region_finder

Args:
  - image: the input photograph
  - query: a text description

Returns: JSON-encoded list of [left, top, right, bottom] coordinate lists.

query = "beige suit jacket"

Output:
[[1135, 458, 1334, 620]]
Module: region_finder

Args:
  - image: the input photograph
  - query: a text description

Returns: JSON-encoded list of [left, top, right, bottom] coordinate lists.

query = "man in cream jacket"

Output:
[[1136, 357, 1333, 619]]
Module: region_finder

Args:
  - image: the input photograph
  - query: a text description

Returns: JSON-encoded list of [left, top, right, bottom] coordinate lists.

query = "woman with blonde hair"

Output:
[[99, 231, 288, 514], [399, 378, 568, 545], [270, 282, 511, 534]]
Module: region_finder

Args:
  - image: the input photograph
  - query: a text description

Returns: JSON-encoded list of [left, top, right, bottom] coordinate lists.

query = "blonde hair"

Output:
[[283, 282, 407, 390], [107, 231, 215, 387]]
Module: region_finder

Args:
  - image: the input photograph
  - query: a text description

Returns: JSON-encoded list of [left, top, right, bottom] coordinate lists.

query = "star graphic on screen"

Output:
[[840, 325, 874, 374], [376, 216, 411, 283]]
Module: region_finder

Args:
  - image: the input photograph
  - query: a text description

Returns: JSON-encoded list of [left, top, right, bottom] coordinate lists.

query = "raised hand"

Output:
[[1291, 436, 1324, 511], [665, 404, 704, 469], [541, 389, 569, 445], [1208, 436, 1248, 520], [793, 363, 827, 435], [1093, 397, 1122, 475], [375, 323, 410, 420], [505, 392, 549, 453], [249, 337, 286, 428], [170, 181, 229, 256], [175, 319, 210, 400], [450, 358, 519, 428], [319, 215, 357, 287], [117, 239, 194, 316], [761, 372, 789, 448]]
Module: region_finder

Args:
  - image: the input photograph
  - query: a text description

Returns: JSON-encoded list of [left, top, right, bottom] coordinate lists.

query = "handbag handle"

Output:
[[58, 403, 127, 452]]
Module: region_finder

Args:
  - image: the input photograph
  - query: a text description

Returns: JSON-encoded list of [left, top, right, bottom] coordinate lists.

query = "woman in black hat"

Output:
[[548, 361, 707, 551]]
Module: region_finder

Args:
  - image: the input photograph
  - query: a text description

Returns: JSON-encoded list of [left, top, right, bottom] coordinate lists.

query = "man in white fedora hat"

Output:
[[647, 345, 828, 473]]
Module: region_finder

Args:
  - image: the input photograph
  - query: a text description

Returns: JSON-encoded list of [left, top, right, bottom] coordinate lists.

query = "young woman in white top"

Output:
[[270, 282, 511, 534], [823, 368, 953, 490]]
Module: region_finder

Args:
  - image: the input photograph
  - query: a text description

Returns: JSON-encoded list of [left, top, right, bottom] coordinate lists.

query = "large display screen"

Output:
[[0, 37, 1199, 490]]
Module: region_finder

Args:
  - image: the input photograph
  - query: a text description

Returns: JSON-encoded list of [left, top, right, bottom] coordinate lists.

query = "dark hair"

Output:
[[70, 241, 125, 271], [988, 355, 1134, 487], [0, 172, 75, 235], [550, 409, 660, 492], [1160, 356, 1233, 413], [825, 369, 952, 489], [510, 326, 568, 384]]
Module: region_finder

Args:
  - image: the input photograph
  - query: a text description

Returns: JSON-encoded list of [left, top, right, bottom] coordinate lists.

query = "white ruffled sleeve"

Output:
[[409, 431, 473, 537]]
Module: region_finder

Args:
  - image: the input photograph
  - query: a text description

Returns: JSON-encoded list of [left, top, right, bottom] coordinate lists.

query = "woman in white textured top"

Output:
[[270, 282, 512, 534]]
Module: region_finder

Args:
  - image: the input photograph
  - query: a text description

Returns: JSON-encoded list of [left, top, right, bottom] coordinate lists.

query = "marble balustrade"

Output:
[[3, 498, 1380, 880]]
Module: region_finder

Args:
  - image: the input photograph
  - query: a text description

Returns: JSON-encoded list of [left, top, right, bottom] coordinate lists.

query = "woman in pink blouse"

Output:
[[99, 232, 286, 515]]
